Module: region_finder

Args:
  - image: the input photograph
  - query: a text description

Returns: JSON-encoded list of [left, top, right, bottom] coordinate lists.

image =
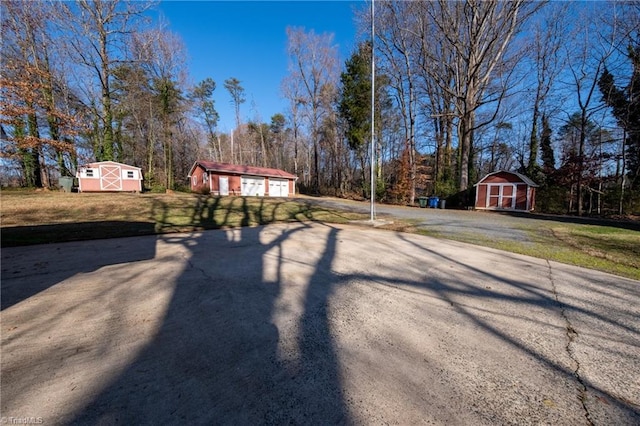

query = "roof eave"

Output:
[[195, 161, 297, 180]]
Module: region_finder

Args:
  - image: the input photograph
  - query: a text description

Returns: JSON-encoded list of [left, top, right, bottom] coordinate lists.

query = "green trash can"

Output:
[[418, 197, 428, 208], [59, 176, 73, 193]]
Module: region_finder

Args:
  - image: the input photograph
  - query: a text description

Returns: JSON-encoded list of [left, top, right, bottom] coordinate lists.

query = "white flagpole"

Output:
[[370, 0, 376, 222]]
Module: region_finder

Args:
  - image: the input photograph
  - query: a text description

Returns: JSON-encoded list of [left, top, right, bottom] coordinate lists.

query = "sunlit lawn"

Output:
[[0, 190, 367, 246], [2, 189, 639, 280], [416, 222, 640, 281]]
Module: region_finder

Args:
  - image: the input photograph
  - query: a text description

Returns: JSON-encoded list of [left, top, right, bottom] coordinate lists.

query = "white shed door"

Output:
[[219, 177, 229, 195], [241, 176, 265, 196], [269, 179, 289, 197]]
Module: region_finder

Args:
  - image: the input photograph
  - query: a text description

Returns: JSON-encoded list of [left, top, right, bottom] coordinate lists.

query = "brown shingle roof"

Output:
[[194, 161, 297, 179]]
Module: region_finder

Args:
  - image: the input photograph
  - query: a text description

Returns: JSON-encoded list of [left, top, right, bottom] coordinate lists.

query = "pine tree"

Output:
[[338, 42, 372, 197], [598, 43, 640, 189], [540, 113, 556, 176]]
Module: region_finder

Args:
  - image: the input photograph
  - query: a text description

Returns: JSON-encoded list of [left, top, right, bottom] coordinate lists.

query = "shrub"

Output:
[[535, 185, 567, 214], [148, 185, 167, 193]]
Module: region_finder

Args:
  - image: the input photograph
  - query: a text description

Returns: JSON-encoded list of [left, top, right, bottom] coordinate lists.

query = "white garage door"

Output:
[[269, 179, 289, 197], [241, 176, 265, 196]]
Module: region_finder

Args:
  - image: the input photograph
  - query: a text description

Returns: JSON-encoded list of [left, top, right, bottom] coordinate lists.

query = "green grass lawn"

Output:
[[416, 222, 640, 280]]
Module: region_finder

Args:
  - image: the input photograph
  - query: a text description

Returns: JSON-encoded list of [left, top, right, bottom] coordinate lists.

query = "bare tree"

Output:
[[525, 3, 568, 178], [132, 27, 188, 190], [412, 1, 457, 195], [1, 0, 77, 187], [281, 73, 307, 181], [560, 2, 621, 215], [426, 0, 539, 192], [285, 26, 339, 192], [248, 100, 268, 167], [60, 0, 151, 162], [375, 1, 421, 204], [598, 2, 640, 214]]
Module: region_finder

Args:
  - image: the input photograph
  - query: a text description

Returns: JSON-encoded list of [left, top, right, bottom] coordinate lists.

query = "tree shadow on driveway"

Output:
[[3, 213, 639, 424], [66, 221, 348, 424], [391, 232, 640, 424]]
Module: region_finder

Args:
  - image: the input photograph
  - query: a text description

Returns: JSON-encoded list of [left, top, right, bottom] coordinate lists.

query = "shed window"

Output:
[[121, 169, 138, 180], [79, 168, 98, 179], [203, 172, 208, 184], [122, 169, 140, 179]]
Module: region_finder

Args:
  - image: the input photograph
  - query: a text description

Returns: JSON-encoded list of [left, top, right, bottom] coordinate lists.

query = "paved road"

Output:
[[2, 223, 638, 424], [300, 196, 541, 242], [300, 196, 640, 241]]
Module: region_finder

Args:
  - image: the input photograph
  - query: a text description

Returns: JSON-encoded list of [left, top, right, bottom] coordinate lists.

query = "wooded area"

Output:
[[1, 0, 639, 216]]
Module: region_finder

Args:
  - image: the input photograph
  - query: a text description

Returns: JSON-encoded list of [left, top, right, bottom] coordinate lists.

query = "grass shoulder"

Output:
[[411, 223, 640, 281]]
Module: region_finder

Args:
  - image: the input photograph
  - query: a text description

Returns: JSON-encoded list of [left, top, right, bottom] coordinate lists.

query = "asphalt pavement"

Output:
[[300, 195, 640, 241], [2, 222, 638, 424]]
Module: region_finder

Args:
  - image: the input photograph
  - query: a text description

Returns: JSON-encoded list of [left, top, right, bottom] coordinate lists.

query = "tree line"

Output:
[[1, 1, 638, 216]]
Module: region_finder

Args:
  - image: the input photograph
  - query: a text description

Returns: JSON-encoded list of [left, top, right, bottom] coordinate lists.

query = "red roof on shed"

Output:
[[474, 170, 538, 187], [189, 161, 297, 180]]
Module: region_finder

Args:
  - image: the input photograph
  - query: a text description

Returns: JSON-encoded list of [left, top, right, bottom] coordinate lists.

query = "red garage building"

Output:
[[474, 170, 538, 212], [188, 161, 297, 197]]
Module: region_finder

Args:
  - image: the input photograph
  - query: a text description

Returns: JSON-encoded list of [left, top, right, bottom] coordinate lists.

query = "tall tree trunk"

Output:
[[26, 111, 44, 187], [99, 23, 114, 161], [619, 129, 626, 215], [577, 111, 587, 216], [458, 108, 474, 191], [444, 119, 453, 182], [527, 101, 540, 174]]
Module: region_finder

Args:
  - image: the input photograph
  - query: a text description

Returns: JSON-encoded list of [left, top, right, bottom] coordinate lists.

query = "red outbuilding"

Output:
[[474, 170, 538, 212], [188, 161, 297, 197], [76, 161, 143, 192]]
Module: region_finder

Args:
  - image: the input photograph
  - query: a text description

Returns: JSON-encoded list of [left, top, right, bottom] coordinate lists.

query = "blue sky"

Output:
[[155, 1, 364, 132]]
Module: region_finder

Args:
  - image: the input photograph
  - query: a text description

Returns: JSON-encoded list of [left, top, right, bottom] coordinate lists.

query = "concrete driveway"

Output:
[[1, 223, 639, 424]]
